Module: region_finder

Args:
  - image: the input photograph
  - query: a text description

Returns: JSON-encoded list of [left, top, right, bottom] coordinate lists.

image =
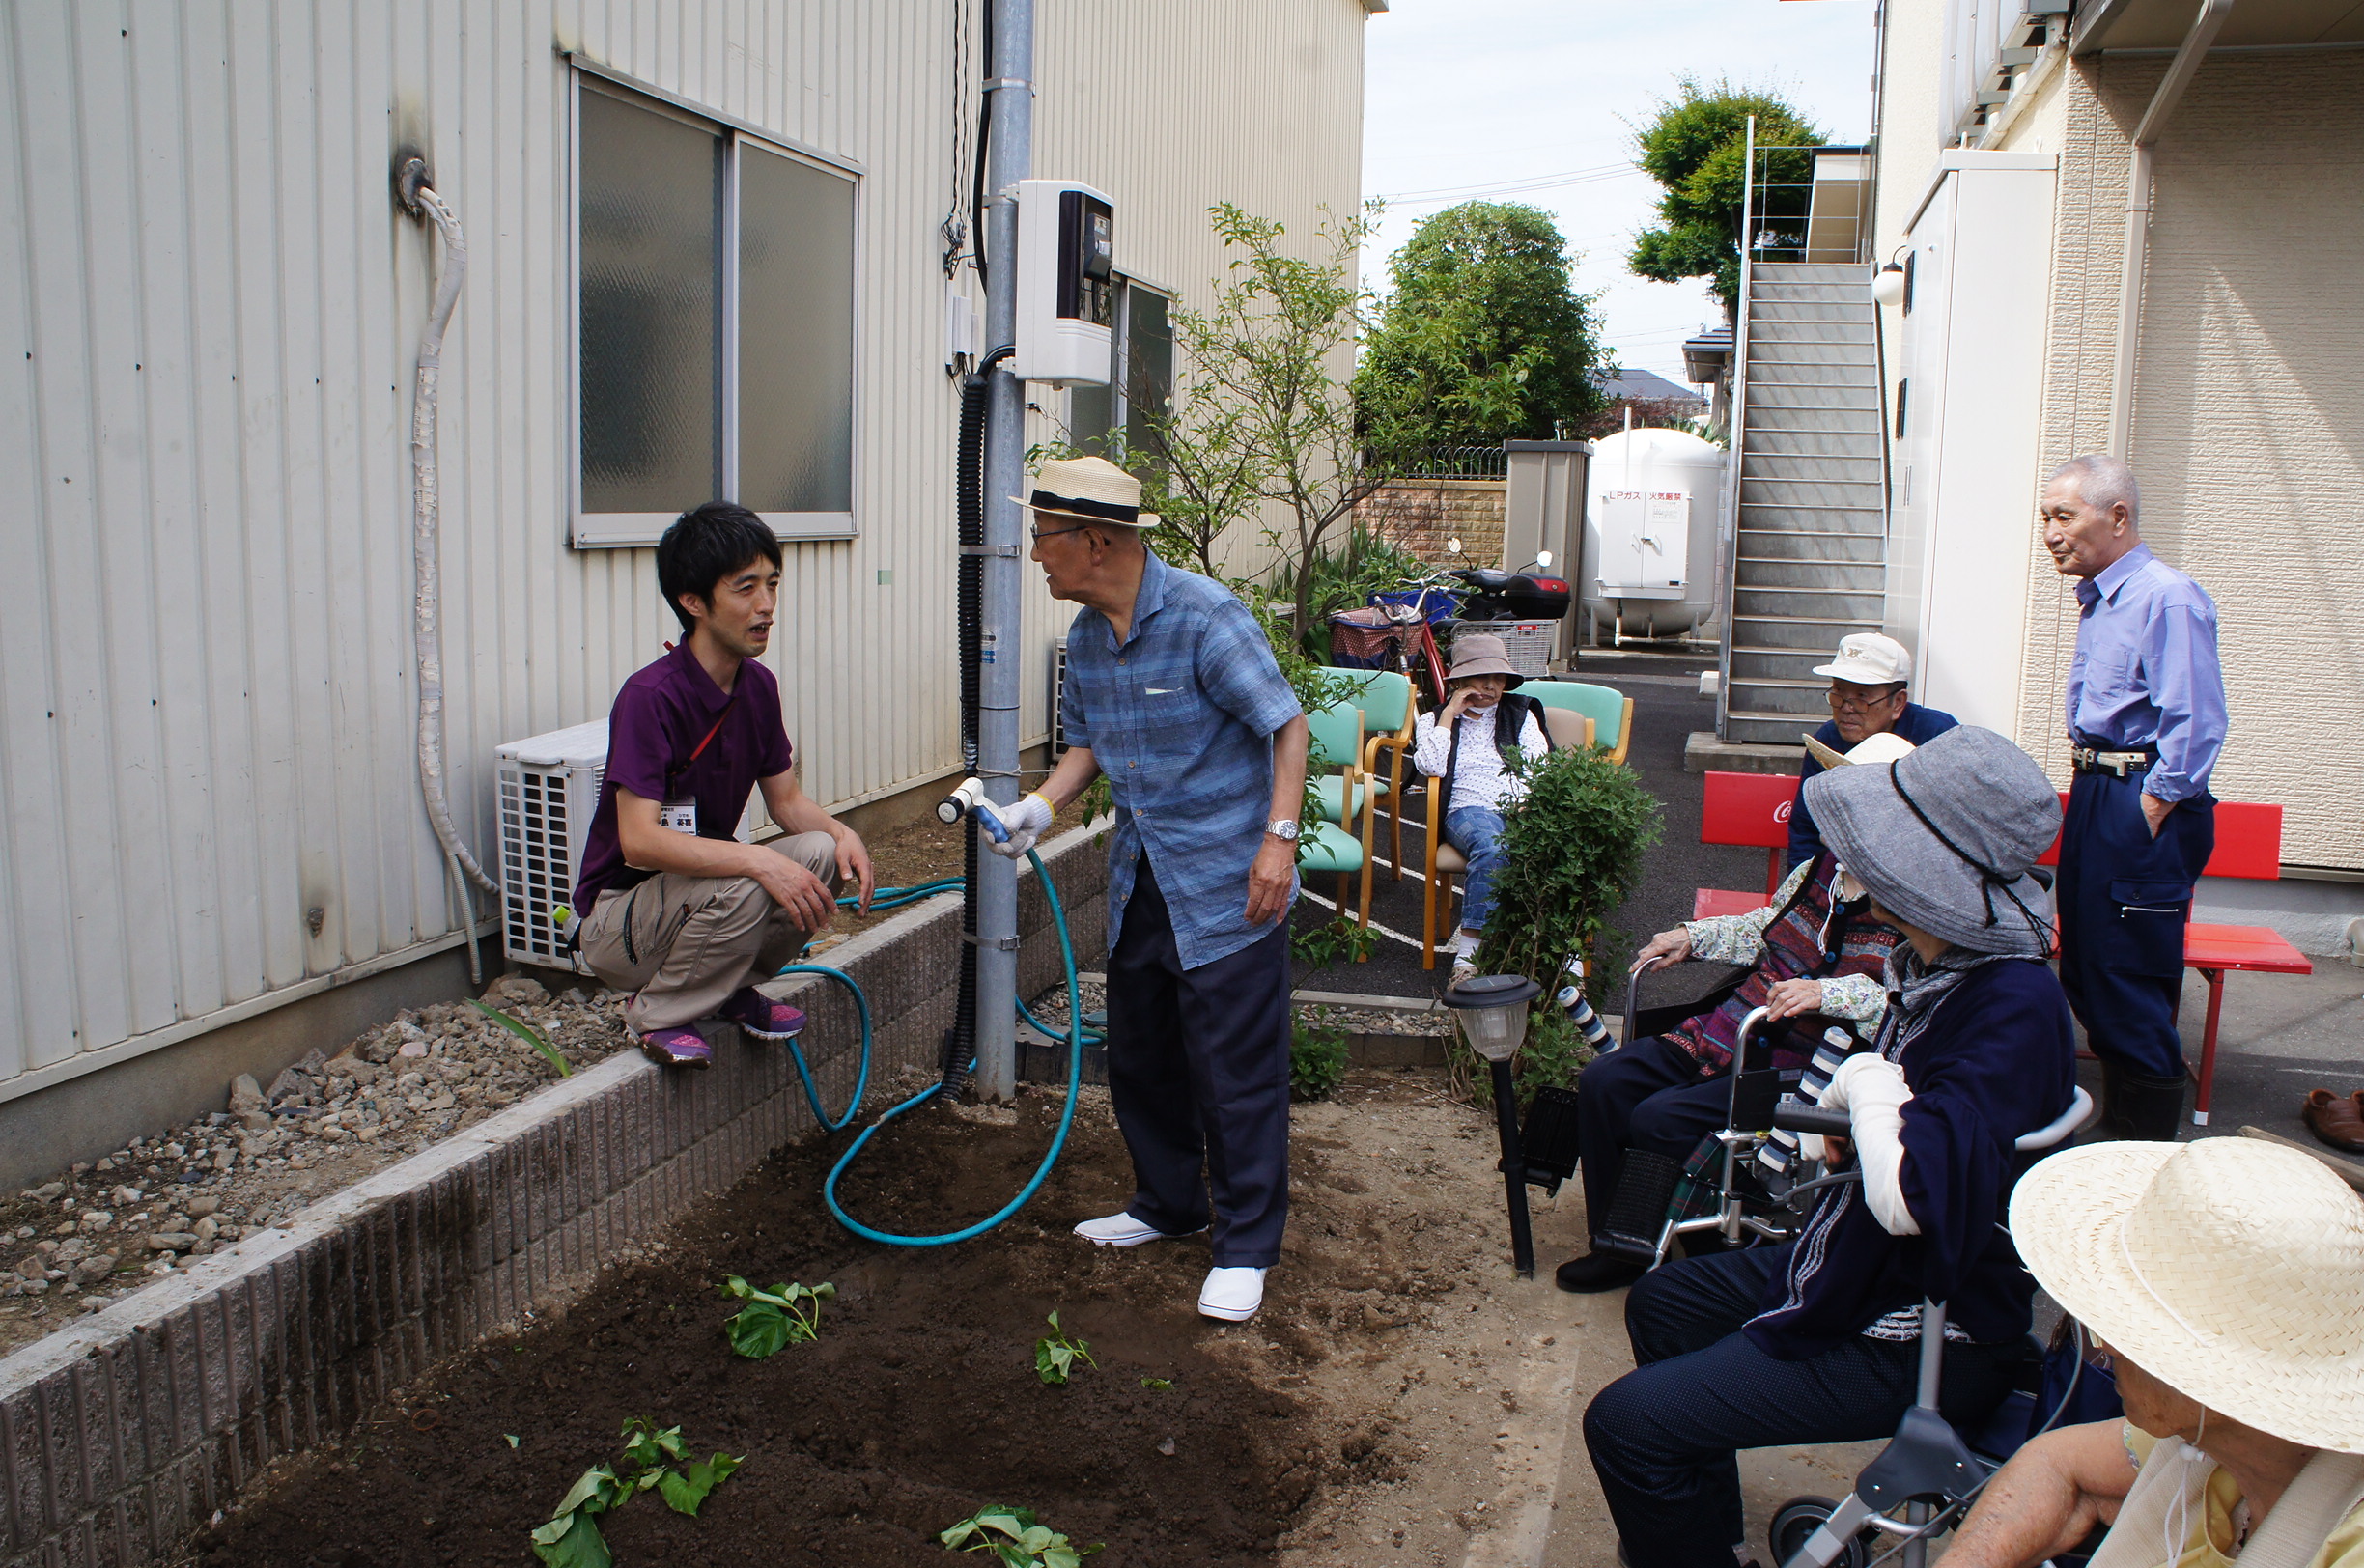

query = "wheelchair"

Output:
[[1589, 992, 1836, 1270], [1763, 1083, 2099, 1568]]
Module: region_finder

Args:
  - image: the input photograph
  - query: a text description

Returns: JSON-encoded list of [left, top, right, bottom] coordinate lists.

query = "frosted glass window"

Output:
[[577, 91, 722, 513], [1122, 287, 1173, 472], [737, 143, 855, 513], [573, 78, 860, 545]]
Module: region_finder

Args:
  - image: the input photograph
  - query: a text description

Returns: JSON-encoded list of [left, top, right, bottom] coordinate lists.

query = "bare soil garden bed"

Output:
[[170, 1067, 1573, 1568]]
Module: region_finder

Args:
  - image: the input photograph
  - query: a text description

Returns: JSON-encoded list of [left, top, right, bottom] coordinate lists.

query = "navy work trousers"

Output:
[[1576, 1037, 1737, 1246], [2057, 767, 2214, 1079], [1105, 854, 1293, 1268], [1583, 1246, 2022, 1568]]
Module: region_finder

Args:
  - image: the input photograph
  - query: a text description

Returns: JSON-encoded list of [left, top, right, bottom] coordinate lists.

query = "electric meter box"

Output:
[[1014, 179, 1113, 385]]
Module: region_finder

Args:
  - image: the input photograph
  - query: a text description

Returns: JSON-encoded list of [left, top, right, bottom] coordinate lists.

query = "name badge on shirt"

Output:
[[659, 798, 698, 836]]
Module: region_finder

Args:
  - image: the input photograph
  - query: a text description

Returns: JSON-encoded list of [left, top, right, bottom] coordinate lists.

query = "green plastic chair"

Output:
[[1300, 699, 1376, 947], [1319, 667, 1417, 876], [1523, 680, 1634, 766]]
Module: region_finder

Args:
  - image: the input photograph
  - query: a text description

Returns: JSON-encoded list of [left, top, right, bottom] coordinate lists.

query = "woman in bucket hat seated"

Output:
[[1941, 1136, 2364, 1568], [1550, 730, 1916, 1295], [1582, 727, 2078, 1568], [1411, 632, 1548, 983]]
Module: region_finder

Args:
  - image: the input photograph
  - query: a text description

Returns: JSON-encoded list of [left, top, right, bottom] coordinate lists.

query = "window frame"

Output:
[[1068, 273, 1174, 468], [566, 67, 864, 548]]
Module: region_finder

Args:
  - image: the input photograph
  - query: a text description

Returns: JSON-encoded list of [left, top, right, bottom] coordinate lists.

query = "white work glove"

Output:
[[983, 792, 1055, 858], [1821, 1052, 1920, 1237]]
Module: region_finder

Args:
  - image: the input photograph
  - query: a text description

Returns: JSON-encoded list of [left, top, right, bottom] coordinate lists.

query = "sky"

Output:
[[1361, 0, 1877, 388]]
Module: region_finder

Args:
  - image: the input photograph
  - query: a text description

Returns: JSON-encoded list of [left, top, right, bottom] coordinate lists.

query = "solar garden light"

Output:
[[1443, 973, 1543, 1278]]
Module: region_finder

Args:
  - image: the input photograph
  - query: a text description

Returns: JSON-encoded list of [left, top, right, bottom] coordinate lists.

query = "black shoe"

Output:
[[2100, 1061, 2187, 1141], [1555, 1250, 1646, 1293]]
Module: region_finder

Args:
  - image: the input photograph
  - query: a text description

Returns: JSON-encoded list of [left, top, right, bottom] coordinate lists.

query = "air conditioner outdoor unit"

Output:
[[496, 719, 608, 972]]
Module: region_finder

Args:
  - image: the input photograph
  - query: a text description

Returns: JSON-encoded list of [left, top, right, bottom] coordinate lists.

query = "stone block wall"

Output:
[[1353, 479, 1507, 567]]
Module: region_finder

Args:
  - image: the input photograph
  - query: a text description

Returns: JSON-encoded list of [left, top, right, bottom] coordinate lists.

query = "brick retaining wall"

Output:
[[0, 831, 1109, 1568]]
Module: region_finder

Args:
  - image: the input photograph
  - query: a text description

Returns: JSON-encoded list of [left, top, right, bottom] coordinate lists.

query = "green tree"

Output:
[[1138, 203, 1394, 632], [1627, 80, 1825, 316], [1356, 202, 1605, 449]]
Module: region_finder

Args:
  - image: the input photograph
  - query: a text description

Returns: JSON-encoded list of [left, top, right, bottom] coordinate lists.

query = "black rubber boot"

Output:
[[1554, 1250, 1646, 1294], [2101, 1061, 2187, 1141]]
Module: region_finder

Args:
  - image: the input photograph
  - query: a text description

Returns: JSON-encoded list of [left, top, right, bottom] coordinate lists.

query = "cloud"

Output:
[[1363, 0, 1875, 381]]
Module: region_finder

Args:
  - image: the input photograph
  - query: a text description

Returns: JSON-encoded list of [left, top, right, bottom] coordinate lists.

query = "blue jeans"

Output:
[[1444, 806, 1508, 935]]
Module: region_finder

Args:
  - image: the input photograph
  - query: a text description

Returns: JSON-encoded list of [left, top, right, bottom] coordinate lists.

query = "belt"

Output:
[[2071, 745, 2155, 778]]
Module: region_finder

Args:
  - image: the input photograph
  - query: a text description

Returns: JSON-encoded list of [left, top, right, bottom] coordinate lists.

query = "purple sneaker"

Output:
[[639, 1025, 713, 1069], [718, 988, 807, 1041]]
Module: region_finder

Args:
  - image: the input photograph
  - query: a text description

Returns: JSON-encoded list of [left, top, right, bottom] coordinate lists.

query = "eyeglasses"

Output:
[[1030, 526, 1086, 546], [1829, 686, 1906, 713]]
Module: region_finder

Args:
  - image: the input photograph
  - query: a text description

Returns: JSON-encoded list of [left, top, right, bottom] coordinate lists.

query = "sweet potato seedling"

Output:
[[939, 1503, 1102, 1566], [719, 1276, 835, 1358], [469, 997, 573, 1077], [529, 1416, 743, 1567], [1033, 1311, 1097, 1386]]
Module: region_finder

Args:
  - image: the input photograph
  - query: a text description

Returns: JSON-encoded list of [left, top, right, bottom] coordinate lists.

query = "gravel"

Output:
[[0, 974, 631, 1353]]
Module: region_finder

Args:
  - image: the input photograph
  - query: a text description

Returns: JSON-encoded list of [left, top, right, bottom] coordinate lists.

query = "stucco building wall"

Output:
[[2011, 51, 2364, 870]]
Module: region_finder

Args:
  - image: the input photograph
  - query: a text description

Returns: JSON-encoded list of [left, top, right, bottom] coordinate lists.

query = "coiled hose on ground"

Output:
[[778, 844, 1100, 1246]]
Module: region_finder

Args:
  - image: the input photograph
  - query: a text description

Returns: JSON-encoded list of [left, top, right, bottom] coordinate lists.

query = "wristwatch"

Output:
[[1266, 818, 1302, 843]]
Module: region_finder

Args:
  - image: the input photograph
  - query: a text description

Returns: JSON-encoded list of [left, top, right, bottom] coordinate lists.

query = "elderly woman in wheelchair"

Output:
[[1552, 734, 1924, 1295], [1581, 726, 2079, 1568]]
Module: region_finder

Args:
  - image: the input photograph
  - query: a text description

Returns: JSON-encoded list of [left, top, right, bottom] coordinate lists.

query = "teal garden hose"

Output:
[[778, 844, 1093, 1246]]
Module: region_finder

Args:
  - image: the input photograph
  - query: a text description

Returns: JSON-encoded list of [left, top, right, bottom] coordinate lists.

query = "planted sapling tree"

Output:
[[1032, 1311, 1098, 1386], [719, 1276, 834, 1358], [530, 1416, 743, 1567], [940, 1504, 1102, 1566]]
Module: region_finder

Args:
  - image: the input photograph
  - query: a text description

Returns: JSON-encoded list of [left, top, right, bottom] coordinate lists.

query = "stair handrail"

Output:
[[1715, 115, 1758, 742]]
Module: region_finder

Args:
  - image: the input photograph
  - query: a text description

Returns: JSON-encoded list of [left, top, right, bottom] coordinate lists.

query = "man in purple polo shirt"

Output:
[[575, 503, 875, 1068]]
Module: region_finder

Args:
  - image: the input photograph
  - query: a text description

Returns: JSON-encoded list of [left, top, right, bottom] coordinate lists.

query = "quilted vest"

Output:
[[1664, 851, 1900, 1074]]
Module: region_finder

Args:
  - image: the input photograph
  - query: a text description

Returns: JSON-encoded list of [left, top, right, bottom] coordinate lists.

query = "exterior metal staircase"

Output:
[[1718, 262, 1887, 746]]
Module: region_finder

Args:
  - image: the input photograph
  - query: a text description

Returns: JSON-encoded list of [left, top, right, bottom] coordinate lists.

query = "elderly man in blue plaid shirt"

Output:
[[988, 458, 1310, 1324]]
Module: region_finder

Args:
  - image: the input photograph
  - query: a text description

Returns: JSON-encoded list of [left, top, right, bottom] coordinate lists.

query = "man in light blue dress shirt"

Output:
[[2040, 455, 2228, 1140], [987, 458, 1310, 1324]]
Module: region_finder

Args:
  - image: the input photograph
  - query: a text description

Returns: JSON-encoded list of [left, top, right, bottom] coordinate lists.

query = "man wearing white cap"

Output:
[[1787, 632, 1957, 873], [1943, 1136, 2363, 1568]]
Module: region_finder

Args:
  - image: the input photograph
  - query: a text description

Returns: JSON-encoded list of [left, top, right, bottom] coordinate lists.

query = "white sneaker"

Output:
[[1450, 958, 1478, 986], [1073, 1211, 1204, 1247], [1198, 1266, 1267, 1322]]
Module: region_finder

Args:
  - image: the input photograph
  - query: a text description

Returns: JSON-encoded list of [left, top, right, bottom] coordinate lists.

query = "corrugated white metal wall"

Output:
[[0, 0, 1370, 1096]]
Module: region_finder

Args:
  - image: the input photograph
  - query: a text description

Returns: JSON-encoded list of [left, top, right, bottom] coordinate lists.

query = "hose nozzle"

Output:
[[936, 776, 1010, 842]]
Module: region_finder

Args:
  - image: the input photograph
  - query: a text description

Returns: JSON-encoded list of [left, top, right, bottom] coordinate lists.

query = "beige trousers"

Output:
[[579, 832, 841, 1035]]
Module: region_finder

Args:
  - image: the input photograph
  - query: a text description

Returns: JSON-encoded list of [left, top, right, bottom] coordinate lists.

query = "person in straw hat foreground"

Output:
[[989, 458, 1311, 1324], [1409, 631, 1549, 984], [1583, 727, 2077, 1568], [1940, 1135, 2364, 1568]]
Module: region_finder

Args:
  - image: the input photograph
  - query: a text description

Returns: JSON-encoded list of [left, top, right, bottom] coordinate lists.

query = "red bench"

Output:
[[2036, 797, 2314, 1126], [1693, 777, 2315, 1126], [1695, 771, 1799, 919]]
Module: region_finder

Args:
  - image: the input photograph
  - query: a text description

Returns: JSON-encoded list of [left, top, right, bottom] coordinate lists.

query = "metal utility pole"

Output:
[[973, 0, 1034, 1102]]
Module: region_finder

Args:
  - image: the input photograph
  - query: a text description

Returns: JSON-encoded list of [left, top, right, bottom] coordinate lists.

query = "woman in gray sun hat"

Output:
[[1583, 727, 2082, 1568]]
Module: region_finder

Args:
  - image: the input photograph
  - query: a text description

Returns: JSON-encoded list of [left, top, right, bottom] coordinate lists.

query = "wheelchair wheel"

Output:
[[1768, 1496, 1870, 1568]]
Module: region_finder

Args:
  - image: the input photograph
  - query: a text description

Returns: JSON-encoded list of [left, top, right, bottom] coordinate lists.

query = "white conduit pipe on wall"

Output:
[[2106, 0, 2237, 458], [399, 158, 498, 982]]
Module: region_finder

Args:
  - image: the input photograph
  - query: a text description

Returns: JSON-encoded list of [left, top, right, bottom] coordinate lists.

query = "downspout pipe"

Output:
[[2106, 0, 2236, 458], [398, 158, 498, 981]]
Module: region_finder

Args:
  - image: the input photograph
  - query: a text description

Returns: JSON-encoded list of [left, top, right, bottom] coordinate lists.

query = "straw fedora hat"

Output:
[[2011, 1136, 2364, 1453], [1802, 729, 1918, 771], [1013, 455, 1148, 527]]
